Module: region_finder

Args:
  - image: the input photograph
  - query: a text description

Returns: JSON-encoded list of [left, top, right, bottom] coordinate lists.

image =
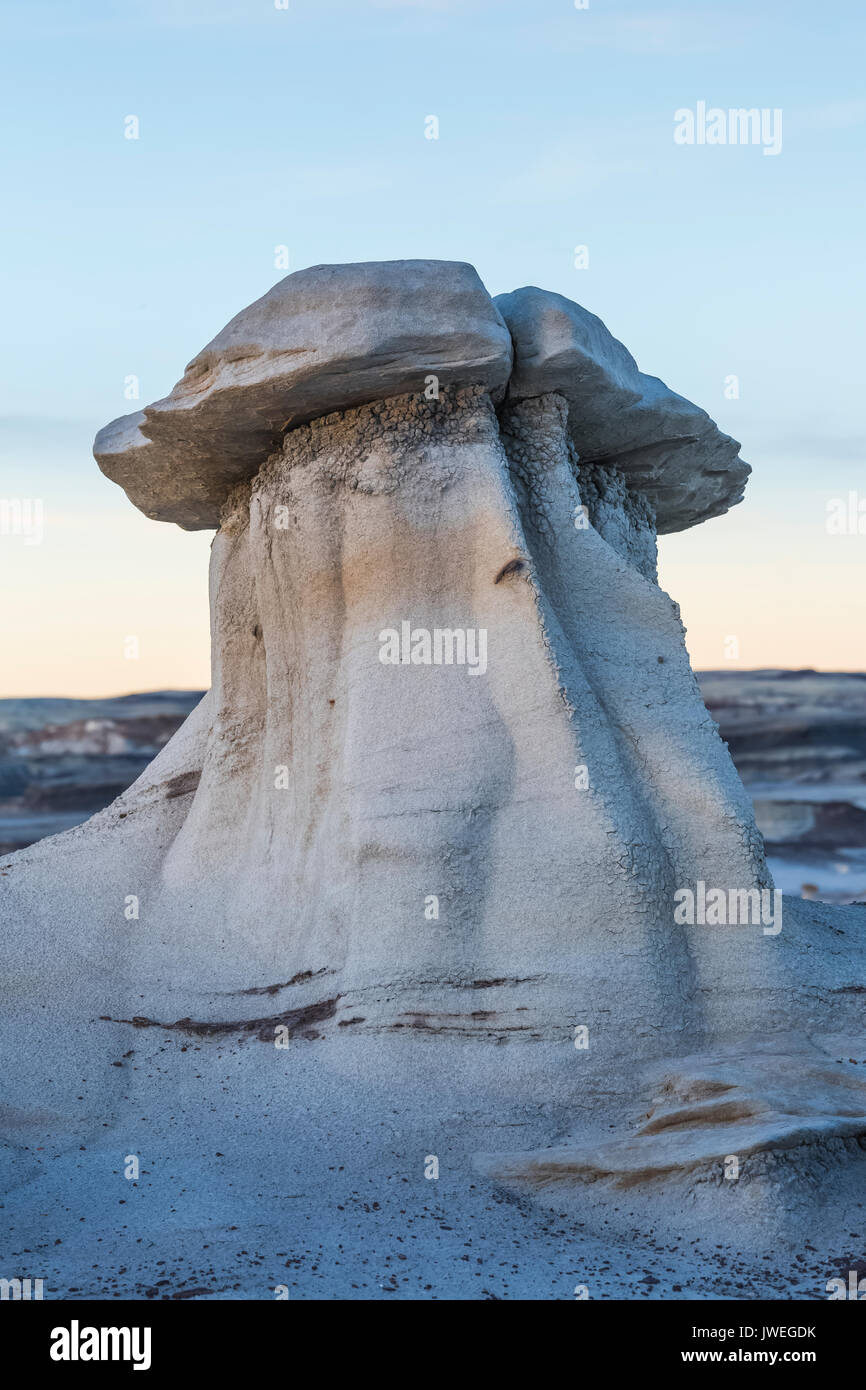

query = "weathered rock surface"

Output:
[[476, 1044, 866, 1191], [94, 260, 513, 528], [496, 286, 750, 532], [2, 262, 863, 1299], [94, 261, 749, 535]]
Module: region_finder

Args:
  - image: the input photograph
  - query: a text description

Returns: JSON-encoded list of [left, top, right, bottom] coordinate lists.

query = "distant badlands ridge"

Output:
[[2, 671, 866, 902]]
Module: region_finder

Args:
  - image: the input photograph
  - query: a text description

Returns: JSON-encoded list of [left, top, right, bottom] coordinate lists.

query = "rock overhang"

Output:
[[495, 287, 750, 535], [94, 259, 750, 535]]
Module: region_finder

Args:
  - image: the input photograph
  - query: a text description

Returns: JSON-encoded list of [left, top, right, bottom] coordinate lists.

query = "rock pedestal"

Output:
[[2, 261, 864, 1294]]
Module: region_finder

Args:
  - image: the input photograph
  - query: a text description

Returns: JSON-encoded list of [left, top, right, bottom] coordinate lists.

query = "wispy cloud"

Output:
[[788, 99, 866, 134], [526, 5, 756, 58]]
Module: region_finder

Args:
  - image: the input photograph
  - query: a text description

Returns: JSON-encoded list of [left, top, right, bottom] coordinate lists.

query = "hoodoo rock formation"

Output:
[[2, 261, 865, 1296]]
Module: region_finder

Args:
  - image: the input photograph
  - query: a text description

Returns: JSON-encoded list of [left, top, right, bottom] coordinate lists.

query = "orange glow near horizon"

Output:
[[2, 490, 864, 699]]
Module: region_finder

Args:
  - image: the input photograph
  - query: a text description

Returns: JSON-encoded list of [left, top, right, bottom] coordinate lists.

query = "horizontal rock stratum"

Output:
[[94, 259, 748, 533]]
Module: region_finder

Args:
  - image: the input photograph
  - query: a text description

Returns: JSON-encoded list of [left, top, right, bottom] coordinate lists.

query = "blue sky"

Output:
[[1, 0, 865, 693]]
